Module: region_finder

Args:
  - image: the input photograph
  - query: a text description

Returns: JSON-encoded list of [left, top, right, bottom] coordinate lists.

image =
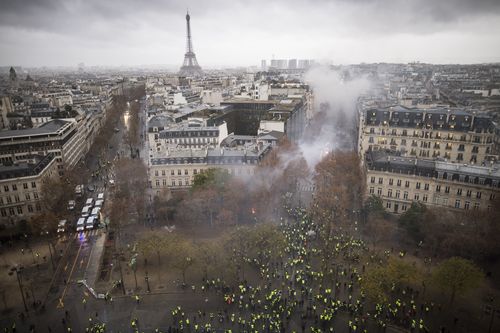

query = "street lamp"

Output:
[[41, 231, 55, 270], [145, 270, 150, 293], [9, 265, 28, 312]]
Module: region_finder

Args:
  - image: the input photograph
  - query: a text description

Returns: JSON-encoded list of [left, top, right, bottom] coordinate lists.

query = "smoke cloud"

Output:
[[299, 66, 371, 171]]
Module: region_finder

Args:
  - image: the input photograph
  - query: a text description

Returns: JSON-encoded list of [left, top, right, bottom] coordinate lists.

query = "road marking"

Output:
[[57, 241, 84, 308]]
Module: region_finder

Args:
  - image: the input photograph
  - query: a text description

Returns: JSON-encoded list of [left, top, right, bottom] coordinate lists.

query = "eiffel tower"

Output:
[[179, 11, 203, 76]]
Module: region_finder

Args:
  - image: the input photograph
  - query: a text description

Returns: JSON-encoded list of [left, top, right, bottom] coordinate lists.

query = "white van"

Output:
[[85, 198, 94, 206], [91, 207, 101, 218], [95, 199, 104, 207], [76, 218, 86, 232], [81, 205, 92, 218], [97, 193, 104, 200], [85, 216, 96, 230]]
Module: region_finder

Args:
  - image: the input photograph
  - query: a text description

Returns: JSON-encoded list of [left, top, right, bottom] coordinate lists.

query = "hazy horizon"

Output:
[[1, 0, 500, 68]]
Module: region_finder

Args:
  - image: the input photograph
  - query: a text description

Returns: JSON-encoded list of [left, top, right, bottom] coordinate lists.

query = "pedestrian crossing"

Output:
[[73, 229, 101, 239]]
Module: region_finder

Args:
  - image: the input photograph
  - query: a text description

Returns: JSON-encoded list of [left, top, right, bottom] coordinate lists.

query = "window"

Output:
[[155, 171, 159, 177], [457, 153, 463, 161], [397, 179, 401, 187], [178, 170, 181, 175], [369, 187, 374, 194], [35, 203, 41, 211], [23, 183, 28, 190], [6, 197, 12, 204], [473, 202, 480, 210], [401, 139, 406, 146], [403, 191, 408, 200], [161, 170, 165, 176], [185, 179, 189, 186], [155, 180, 160, 187], [388, 189, 393, 197], [0, 209, 5, 217], [476, 192, 482, 199], [466, 190, 472, 197], [185, 169, 189, 175], [455, 200, 460, 208], [171, 180, 176, 186], [424, 183, 429, 191], [416, 182, 421, 190], [490, 193, 496, 201], [3, 186, 8, 192], [370, 177, 375, 184], [402, 204, 407, 211], [464, 201, 470, 210], [389, 178, 393, 186], [458, 144, 465, 151], [457, 188, 462, 196], [436, 185, 441, 192], [386, 201, 392, 209], [14, 195, 20, 203], [28, 205, 33, 213], [369, 137, 374, 143], [16, 206, 22, 214], [31, 182, 36, 188], [445, 186, 450, 194], [405, 181, 410, 188], [162, 179, 167, 186], [194, 169, 198, 175], [171, 170, 175, 175], [369, 128, 375, 134], [378, 178, 383, 184], [423, 194, 428, 202], [9, 208, 15, 216], [414, 194, 420, 201], [395, 190, 400, 198], [377, 188, 382, 196]]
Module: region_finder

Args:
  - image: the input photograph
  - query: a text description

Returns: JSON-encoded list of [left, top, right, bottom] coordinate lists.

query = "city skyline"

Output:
[[1, 0, 500, 68]]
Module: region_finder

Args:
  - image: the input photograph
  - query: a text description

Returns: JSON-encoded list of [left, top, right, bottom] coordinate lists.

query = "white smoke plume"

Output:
[[298, 66, 371, 171]]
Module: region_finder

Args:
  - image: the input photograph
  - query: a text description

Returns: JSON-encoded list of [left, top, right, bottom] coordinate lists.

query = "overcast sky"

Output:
[[1, 0, 500, 68]]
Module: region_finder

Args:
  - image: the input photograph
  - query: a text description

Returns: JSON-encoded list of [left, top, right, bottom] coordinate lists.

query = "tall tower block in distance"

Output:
[[179, 11, 203, 76]]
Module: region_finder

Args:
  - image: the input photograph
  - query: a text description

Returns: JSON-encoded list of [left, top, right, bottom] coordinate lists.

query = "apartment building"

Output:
[[366, 150, 500, 214], [358, 105, 497, 165], [0, 119, 86, 175], [149, 143, 271, 192], [0, 154, 58, 225]]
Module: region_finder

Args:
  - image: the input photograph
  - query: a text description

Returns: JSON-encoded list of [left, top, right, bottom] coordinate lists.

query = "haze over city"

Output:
[[1, 0, 500, 67], [1, 1, 500, 333]]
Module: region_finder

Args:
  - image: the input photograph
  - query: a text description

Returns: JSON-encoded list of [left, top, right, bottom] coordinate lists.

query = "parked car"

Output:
[[109, 179, 115, 186], [97, 193, 104, 200], [95, 199, 104, 207], [67, 200, 76, 211], [75, 184, 84, 197], [85, 198, 94, 206], [81, 205, 92, 218], [91, 207, 101, 219], [85, 216, 96, 230], [57, 220, 67, 234], [76, 218, 86, 232], [87, 184, 95, 192]]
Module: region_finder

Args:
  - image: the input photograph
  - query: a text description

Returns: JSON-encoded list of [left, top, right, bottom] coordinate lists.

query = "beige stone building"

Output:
[[0, 154, 58, 226], [149, 144, 271, 193], [365, 151, 500, 214], [358, 105, 497, 165]]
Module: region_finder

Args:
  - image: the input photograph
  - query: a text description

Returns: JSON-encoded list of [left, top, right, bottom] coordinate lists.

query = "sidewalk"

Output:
[[83, 231, 107, 288]]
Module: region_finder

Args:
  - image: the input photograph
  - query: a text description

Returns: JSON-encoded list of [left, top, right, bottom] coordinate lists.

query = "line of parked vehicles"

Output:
[[76, 192, 105, 232]]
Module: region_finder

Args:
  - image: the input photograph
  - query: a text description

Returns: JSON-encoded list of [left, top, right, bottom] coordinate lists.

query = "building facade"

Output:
[[0, 119, 86, 175], [0, 154, 58, 225], [149, 144, 271, 192], [358, 105, 497, 165], [366, 150, 500, 214]]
